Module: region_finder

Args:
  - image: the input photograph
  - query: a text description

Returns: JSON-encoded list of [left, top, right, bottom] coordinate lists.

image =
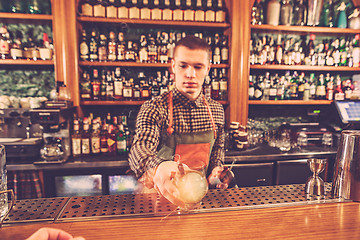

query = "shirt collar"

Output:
[[173, 88, 204, 108]]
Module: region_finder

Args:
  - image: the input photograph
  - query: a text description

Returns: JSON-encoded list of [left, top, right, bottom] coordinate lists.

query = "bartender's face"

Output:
[[172, 46, 210, 101]]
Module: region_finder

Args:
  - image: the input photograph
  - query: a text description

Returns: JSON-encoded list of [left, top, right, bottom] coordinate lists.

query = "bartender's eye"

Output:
[[179, 64, 187, 69]]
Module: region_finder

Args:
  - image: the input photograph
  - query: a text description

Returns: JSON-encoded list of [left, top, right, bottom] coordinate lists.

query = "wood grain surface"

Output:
[[1, 202, 360, 240]]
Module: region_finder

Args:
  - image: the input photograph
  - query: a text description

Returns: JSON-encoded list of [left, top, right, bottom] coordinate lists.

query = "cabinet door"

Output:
[[225, 162, 274, 187], [276, 159, 328, 185]]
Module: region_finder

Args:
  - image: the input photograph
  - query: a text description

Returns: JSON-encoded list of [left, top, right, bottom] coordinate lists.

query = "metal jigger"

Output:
[[305, 158, 327, 198]]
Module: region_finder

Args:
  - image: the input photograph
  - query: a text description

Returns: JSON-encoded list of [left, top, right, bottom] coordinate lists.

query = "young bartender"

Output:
[[129, 35, 232, 208]]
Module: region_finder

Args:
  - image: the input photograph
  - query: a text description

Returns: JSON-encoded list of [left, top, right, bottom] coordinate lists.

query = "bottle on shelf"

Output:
[[292, 0, 307, 26], [98, 32, 108, 62], [173, 0, 183, 21], [71, 118, 82, 157], [320, 0, 334, 27], [107, 0, 118, 18], [218, 68, 228, 100], [140, 0, 151, 20], [183, 0, 194, 21], [212, 33, 221, 64], [89, 28, 99, 62], [254, 76, 263, 100], [113, 67, 124, 100], [118, 0, 129, 19], [129, 0, 140, 19], [123, 78, 133, 100], [266, 0, 280, 26], [80, 70, 92, 100], [28, 0, 42, 14], [93, 0, 106, 18], [80, 0, 94, 16], [204, 0, 215, 22], [91, 119, 101, 154], [139, 34, 148, 63], [337, 1, 347, 29], [280, 0, 292, 26], [215, 0, 226, 23], [10, 30, 23, 60], [116, 118, 127, 154], [194, 0, 205, 22], [162, 0, 172, 21], [117, 31, 126, 61], [220, 35, 229, 64], [107, 31, 117, 61], [100, 69, 107, 100], [92, 68, 101, 100], [39, 32, 53, 60], [79, 29, 89, 61], [9, 0, 26, 13], [334, 75, 345, 100], [0, 25, 10, 60], [100, 120, 109, 154], [106, 70, 114, 100], [315, 74, 326, 100], [151, 0, 162, 20], [81, 117, 91, 155], [251, 0, 264, 25]]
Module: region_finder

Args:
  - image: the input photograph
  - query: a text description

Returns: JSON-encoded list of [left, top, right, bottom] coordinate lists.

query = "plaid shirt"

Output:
[[128, 87, 225, 179]]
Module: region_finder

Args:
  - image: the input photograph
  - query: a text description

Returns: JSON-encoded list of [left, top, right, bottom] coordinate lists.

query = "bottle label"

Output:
[[212, 82, 220, 90], [91, 137, 100, 153], [81, 4, 93, 16], [195, 11, 205, 21], [117, 140, 127, 151], [93, 5, 105, 17], [254, 89, 262, 99], [80, 42, 89, 59], [72, 138, 81, 156], [10, 48, 23, 58], [205, 10, 215, 22], [123, 88, 133, 98], [221, 47, 229, 62], [139, 48, 148, 62], [114, 81, 123, 96], [184, 10, 194, 21], [173, 10, 183, 21], [215, 10, 225, 23], [107, 138, 116, 148], [152, 8, 162, 20], [248, 87, 255, 98], [140, 8, 151, 20], [98, 47, 107, 61], [82, 138, 91, 154], [107, 6, 117, 18], [118, 7, 128, 19], [0, 39, 9, 55], [163, 9, 172, 20], [129, 7, 140, 19], [316, 85, 326, 96], [220, 81, 227, 91]]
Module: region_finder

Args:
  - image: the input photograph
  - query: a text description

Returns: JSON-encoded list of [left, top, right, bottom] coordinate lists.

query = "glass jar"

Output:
[[266, 0, 281, 26]]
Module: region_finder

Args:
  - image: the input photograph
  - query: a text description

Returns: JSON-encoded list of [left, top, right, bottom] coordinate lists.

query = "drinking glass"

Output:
[[0, 145, 14, 226], [322, 133, 333, 149], [277, 130, 291, 152], [297, 132, 308, 149]]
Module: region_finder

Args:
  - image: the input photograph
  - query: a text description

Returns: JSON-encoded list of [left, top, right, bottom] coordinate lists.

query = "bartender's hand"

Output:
[[26, 227, 85, 240], [153, 161, 186, 208], [208, 166, 229, 189]]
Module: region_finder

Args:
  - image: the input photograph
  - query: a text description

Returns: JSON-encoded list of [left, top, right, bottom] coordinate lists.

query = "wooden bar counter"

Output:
[[1, 184, 360, 240], [1, 202, 360, 240]]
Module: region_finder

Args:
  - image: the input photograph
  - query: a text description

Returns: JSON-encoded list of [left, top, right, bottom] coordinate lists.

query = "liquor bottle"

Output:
[[251, 0, 263, 25], [118, 0, 129, 18], [254, 76, 263, 100], [325, 40, 334, 66], [91, 119, 101, 154], [266, 0, 280, 26], [289, 71, 298, 100], [80, 70, 92, 100], [72, 119, 82, 157], [163, 0, 172, 20], [337, 1, 347, 29], [129, 0, 140, 19], [79, 29, 89, 61], [151, 0, 162, 20], [204, 75, 212, 98], [315, 74, 326, 100], [123, 78, 133, 99], [353, 34, 360, 68], [262, 72, 270, 100], [125, 40, 136, 61], [212, 33, 221, 64], [274, 34, 283, 64], [334, 75, 345, 100], [100, 120, 109, 154], [276, 75, 285, 100], [293, 42, 302, 65], [81, 117, 91, 155], [0, 25, 10, 60], [9, 0, 26, 13], [117, 32, 126, 61], [309, 73, 316, 100], [139, 72, 150, 100], [133, 83, 141, 100], [107, 117, 117, 155], [113, 67, 124, 100], [107, 0, 118, 18], [93, 0, 106, 17], [269, 75, 277, 100], [339, 38, 348, 66], [218, 68, 227, 100], [116, 119, 127, 154], [10, 30, 23, 60], [173, 0, 183, 21], [297, 72, 305, 100], [147, 33, 158, 63], [215, 0, 226, 23], [140, 0, 151, 20], [100, 69, 107, 100], [151, 78, 160, 98], [280, 0, 292, 26], [183, 0, 194, 21], [211, 69, 220, 99], [332, 38, 341, 67], [326, 75, 334, 100], [321, 0, 334, 27], [98, 33, 107, 62], [139, 34, 148, 63], [80, 0, 94, 16], [89, 28, 98, 62], [205, 0, 215, 22], [92, 68, 101, 100], [194, 0, 204, 22], [220, 34, 229, 64], [159, 32, 169, 63], [28, 0, 42, 14], [344, 79, 353, 100], [107, 31, 117, 61], [106, 70, 114, 100], [303, 78, 310, 101], [292, 0, 307, 26]]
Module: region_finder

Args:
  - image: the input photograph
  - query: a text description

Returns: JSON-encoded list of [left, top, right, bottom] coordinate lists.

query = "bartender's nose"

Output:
[[185, 66, 196, 78]]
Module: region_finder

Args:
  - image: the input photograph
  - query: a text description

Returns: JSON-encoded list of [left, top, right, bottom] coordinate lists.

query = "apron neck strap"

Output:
[[167, 91, 217, 139]]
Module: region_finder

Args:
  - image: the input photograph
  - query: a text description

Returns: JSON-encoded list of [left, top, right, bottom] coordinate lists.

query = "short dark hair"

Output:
[[173, 35, 211, 61]]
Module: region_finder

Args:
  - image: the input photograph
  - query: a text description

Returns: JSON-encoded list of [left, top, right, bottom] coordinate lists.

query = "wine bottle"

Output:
[[80, 70, 92, 100], [81, 117, 91, 155], [292, 0, 307, 26], [28, 0, 42, 14], [79, 29, 89, 61]]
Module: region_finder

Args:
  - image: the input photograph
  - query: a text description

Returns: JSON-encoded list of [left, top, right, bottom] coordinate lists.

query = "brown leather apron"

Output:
[[157, 91, 217, 173]]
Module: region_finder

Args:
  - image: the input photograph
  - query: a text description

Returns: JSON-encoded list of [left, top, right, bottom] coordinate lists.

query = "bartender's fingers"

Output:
[[26, 227, 85, 240]]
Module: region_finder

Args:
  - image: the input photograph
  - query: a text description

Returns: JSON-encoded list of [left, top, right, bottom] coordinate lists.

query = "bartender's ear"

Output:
[[171, 58, 176, 73]]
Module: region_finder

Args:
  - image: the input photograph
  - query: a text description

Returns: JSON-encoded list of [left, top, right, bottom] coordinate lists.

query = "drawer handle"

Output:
[[257, 178, 266, 182]]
